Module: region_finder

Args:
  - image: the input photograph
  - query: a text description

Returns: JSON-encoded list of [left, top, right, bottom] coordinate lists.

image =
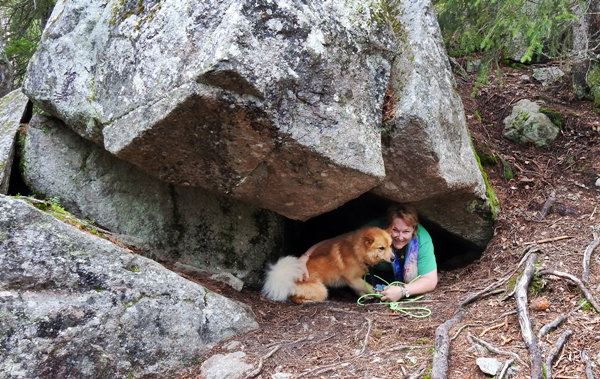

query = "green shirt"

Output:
[[366, 219, 437, 276]]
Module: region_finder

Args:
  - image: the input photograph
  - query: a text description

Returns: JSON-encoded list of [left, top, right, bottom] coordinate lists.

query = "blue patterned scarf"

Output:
[[391, 236, 419, 283]]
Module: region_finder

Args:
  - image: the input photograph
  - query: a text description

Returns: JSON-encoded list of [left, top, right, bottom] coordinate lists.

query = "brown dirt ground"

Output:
[[175, 59, 600, 379]]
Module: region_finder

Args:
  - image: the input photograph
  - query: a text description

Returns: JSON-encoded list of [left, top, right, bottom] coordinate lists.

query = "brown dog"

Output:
[[261, 226, 394, 304]]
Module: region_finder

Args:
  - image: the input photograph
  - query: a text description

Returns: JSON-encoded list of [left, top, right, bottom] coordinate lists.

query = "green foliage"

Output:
[[578, 299, 596, 313], [529, 271, 545, 295], [434, 0, 581, 93], [0, 0, 56, 87]]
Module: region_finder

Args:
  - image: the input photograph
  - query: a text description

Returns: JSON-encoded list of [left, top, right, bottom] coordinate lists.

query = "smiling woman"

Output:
[[367, 203, 438, 302]]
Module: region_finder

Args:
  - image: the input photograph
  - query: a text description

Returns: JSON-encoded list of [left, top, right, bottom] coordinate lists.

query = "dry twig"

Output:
[[539, 269, 600, 312], [545, 330, 573, 379], [522, 235, 572, 246], [431, 311, 463, 379], [514, 252, 543, 379], [479, 319, 507, 337]]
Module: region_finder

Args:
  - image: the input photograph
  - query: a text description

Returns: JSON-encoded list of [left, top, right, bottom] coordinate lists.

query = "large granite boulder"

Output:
[[20, 0, 496, 256], [21, 113, 284, 287], [0, 88, 29, 194], [0, 195, 259, 379], [371, 1, 494, 248], [23, 0, 395, 221]]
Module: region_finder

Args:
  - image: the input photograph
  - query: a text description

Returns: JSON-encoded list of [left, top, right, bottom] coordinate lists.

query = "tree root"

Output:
[[243, 345, 281, 379], [545, 329, 573, 379], [515, 252, 543, 379], [538, 269, 600, 312], [467, 334, 526, 365], [537, 301, 585, 339], [358, 317, 373, 355], [497, 358, 515, 379], [536, 197, 557, 221], [431, 311, 463, 379], [582, 231, 599, 284], [580, 350, 595, 379]]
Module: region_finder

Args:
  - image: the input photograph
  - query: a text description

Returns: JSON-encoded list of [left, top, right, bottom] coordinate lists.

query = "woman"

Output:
[[299, 203, 437, 302]]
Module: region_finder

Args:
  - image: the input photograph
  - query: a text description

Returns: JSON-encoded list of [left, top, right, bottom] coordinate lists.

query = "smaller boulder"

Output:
[[476, 357, 502, 376], [502, 99, 560, 147], [532, 67, 565, 87]]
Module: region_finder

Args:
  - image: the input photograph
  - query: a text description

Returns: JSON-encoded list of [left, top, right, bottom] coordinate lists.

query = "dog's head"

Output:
[[362, 227, 394, 265]]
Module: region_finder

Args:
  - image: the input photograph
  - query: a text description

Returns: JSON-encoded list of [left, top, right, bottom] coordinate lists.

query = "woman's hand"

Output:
[[380, 285, 405, 302], [380, 269, 439, 301], [297, 239, 330, 282]]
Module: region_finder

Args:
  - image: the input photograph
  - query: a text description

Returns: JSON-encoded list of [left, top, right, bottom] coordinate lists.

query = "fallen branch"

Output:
[[580, 350, 595, 379], [582, 232, 599, 284], [537, 301, 586, 339], [514, 252, 543, 379], [545, 330, 573, 379], [522, 235, 572, 246], [467, 334, 526, 366], [539, 269, 600, 312], [431, 311, 463, 379], [497, 358, 515, 379]]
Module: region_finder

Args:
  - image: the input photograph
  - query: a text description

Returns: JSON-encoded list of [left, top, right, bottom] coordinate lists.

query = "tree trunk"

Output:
[[572, 0, 600, 101]]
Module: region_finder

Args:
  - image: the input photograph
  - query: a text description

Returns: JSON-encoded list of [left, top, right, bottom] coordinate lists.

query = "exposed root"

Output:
[[497, 358, 515, 379], [537, 301, 585, 339], [539, 269, 600, 312], [582, 231, 599, 284], [431, 311, 463, 379], [514, 252, 543, 379], [467, 334, 526, 365], [545, 329, 573, 379]]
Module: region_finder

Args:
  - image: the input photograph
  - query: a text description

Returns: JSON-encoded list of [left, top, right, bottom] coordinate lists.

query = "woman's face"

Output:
[[389, 217, 415, 250]]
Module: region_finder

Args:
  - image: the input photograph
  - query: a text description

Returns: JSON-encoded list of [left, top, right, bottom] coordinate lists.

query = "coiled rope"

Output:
[[356, 274, 432, 318]]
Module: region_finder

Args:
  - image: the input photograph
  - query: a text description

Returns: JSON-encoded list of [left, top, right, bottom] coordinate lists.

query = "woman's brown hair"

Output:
[[385, 203, 419, 235]]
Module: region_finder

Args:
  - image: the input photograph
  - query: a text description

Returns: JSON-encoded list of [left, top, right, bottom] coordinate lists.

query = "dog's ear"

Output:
[[364, 233, 375, 247], [385, 226, 393, 235]]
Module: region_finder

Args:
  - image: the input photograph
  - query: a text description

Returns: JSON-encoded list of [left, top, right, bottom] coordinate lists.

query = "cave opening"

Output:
[[283, 192, 486, 271]]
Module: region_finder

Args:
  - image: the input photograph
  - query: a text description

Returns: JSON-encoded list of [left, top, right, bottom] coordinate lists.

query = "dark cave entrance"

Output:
[[283, 192, 486, 271]]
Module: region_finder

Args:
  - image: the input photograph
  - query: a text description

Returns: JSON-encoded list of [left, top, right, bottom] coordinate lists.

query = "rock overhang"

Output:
[[23, 0, 394, 221]]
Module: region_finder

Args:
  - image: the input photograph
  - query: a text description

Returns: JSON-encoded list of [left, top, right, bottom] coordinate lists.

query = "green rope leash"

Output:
[[356, 274, 432, 318]]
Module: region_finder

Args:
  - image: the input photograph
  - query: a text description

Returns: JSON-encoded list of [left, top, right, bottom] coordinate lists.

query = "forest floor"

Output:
[[175, 59, 600, 379]]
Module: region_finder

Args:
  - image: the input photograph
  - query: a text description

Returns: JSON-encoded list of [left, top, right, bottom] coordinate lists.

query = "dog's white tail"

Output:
[[261, 256, 304, 301]]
